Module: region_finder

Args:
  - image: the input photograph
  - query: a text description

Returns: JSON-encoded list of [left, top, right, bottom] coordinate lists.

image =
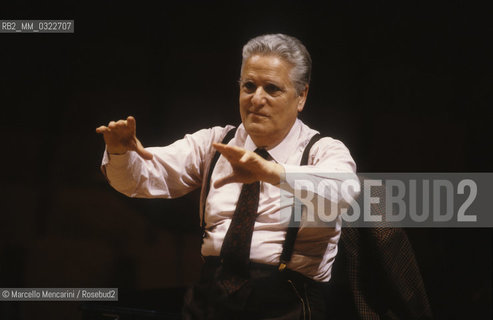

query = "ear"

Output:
[[297, 84, 309, 112]]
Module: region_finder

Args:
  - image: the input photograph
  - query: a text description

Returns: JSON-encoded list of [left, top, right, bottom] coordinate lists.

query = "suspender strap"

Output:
[[300, 134, 322, 168], [279, 133, 322, 271], [201, 127, 237, 241]]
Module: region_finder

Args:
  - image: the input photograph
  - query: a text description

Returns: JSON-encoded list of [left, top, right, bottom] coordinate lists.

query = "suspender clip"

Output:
[[278, 261, 287, 271]]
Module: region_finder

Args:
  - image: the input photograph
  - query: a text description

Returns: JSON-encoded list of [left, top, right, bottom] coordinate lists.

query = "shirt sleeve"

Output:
[[100, 126, 231, 199], [281, 137, 360, 214]]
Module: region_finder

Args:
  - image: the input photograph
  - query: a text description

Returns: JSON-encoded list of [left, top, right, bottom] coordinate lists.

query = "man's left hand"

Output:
[[212, 143, 285, 188]]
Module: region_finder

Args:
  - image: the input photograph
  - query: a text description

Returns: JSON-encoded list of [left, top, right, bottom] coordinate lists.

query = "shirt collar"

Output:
[[243, 119, 302, 164]]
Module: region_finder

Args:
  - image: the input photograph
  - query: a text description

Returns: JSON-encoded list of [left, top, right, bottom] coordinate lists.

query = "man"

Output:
[[97, 34, 357, 319]]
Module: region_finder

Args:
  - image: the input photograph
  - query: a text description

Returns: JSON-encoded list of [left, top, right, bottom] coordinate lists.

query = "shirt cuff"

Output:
[[101, 147, 133, 176]]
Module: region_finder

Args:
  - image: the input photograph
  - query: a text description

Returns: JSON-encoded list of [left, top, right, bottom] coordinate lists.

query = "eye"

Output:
[[242, 81, 256, 93], [264, 83, 283, 95]]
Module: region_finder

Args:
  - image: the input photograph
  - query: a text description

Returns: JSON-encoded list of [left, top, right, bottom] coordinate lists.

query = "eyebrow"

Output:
[[239, 77, 284, 87]]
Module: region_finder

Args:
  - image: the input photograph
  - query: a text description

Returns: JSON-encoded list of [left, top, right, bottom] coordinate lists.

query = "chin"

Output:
[[245, 121, 267, 133], [245, 122, 272, 139]]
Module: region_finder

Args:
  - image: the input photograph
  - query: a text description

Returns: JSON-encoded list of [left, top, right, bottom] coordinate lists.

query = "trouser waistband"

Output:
[[201, 256, 319, 287]]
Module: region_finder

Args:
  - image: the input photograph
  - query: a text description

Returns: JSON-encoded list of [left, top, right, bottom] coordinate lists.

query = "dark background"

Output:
[[1, 1, 491, 319]]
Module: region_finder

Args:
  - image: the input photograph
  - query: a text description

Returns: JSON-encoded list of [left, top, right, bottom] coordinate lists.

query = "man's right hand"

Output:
[[96, 116, 153, 160]]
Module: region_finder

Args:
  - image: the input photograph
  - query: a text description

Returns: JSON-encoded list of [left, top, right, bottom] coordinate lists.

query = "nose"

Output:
[[251, 86, 267, 107]]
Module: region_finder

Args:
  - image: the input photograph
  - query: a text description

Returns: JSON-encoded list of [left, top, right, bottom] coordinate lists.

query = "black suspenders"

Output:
[[201, 127, 322, 270]]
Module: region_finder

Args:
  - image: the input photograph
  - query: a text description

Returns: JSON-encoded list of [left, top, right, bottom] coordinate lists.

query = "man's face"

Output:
[[239, 54, 308, 149]]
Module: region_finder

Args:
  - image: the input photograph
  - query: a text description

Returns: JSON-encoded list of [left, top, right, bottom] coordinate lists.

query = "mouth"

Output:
[[249, 111, 269, 118]]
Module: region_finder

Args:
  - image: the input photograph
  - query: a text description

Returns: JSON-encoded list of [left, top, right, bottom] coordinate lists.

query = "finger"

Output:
[[108, 121, 117, 129], [239, 151, 257, 164], [214, 174, 237, 189], [135, 139, 153, 160], [115, 119, 127, 127], [212, 142, 228, 152], [127, 116, 136, 132], [213, 143, 245, 154], [96, 125, 109, 134], [213, 143, 244, 160]]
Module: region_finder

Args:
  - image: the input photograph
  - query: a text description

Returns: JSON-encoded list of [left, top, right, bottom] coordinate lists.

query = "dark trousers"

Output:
[[182, 257, 330, 320]]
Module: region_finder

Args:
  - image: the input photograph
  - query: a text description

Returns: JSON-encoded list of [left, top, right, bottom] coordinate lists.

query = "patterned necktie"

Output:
[[220, 148, 270, 278]]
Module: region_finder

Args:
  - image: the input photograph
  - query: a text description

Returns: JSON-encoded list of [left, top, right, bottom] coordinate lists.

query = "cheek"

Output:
[[276, 100, 299, 124], [239, 93, 249, 106], [239, 98, 249, 122], [239, 99, 247, 114]]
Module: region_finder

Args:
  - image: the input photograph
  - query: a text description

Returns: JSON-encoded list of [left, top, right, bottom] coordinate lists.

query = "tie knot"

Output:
[[254, 148, 270, 160]]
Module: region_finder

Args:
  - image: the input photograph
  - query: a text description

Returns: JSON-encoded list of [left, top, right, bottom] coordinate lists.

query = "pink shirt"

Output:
[[101, 119, 357, 281]]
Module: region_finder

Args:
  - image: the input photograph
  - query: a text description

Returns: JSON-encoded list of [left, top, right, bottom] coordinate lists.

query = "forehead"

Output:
[[242, 54, 293, 83]]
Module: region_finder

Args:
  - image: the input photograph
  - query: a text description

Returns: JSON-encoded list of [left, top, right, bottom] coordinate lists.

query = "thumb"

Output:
[[127, 116, 153, 160], [134, 138, 154, 160]]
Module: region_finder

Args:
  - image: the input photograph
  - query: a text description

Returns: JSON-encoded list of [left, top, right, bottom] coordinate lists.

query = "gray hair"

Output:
[[241, 34, 312, 95]]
